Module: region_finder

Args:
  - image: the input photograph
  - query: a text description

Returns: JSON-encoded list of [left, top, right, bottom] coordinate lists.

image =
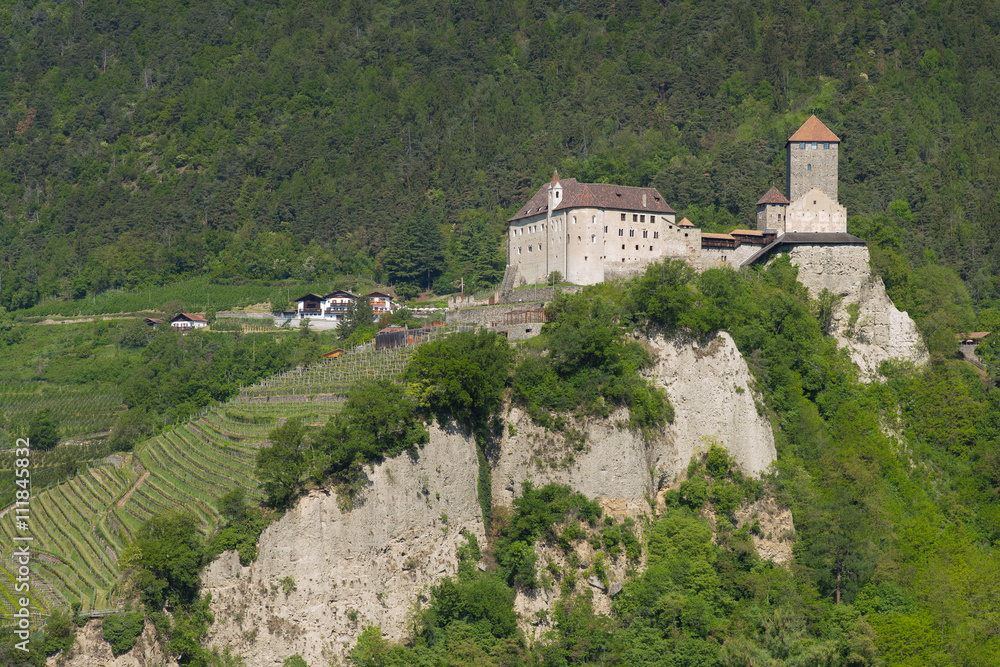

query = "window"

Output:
[[555, 191, 560, 199], [812, 141, 817, 149], [592, 215, 596, 224], [654, 232, 660, 239], [640, 215, 645, 222], [619, 229, 624, 236], [604, 226, 608, 233], [635, 245, 639, 250], [778, 214, 782, 221], [591, 235, 596, 243], [683, 233, 687, 237], [649, 246, 653, 251], [528, 245, 533, 252], [650, 215, 655, 223], [629, 229, 635, 237], [572, 216, 576, 224], [800, 142, 805, 149], [622, 244, 625, 249], [807, 164, 812, 171], [585, 256, 588, 261], [518, 247, 522, 254], [620, 213, 626, 221], [643, 230, 648, 238], [824, 142, 830, 149], [633, 214, 638, 222], [577, 236, 581, 242]]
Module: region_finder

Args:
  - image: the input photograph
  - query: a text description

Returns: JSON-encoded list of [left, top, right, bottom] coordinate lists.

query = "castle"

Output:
[[506, 115, 864, 285]]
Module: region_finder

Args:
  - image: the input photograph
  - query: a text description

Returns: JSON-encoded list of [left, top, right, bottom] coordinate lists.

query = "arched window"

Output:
[[807, 164, 812, 171]]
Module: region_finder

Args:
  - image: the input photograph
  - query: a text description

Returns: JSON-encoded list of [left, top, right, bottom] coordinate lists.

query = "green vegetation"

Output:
[[26, 409, 59, 451], [255, 380, 428, 510], [405, 330, 514, 435], [102, 611, 145, 656], [0, 0, 997, 321], [513, 290, 672, 432], [207, 488, 272, 566]]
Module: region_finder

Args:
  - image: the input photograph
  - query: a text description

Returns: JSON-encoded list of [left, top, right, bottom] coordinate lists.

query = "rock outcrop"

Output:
[[788, 245, 928, 379], [46, 618, 178, 667], [201, 423, 486, 666], [491, 332, 776, 515], [197, 333, 780, 666]]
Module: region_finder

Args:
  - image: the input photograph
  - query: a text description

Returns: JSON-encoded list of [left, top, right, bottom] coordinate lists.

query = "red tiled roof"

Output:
[[323, 290, 358, 299], [788, 115, 840, 143], [700, 233, 736, 240], [509, 177, 675, 222], [551, 169, 560, 186], [756, 187, 790, 205], [730, 229, 763, 236], [956, 332, 991, 339], [677, 217, 696, 227], [172, 313, 208, 323]]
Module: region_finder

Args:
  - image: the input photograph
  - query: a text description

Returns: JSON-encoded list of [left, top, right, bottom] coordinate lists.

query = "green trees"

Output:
[[512, 290, 671, 430], [337, 297, 375, 344], [256, 419, 307, 510], [208, 488, 272, 565], [102, 612, 145, 656], [127, 512, 205, 609], [405, 330, 514, 434], [254, 380, 429, 509], [311, 380, 429, 493], [27, 409, 59, 450]]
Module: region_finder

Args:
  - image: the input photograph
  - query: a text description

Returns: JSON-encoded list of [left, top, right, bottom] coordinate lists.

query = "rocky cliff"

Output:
[[492, 332, 776, 516], [201, 423, 486, 666], [46, 618, 178, 667], [788, 245, 928, 379], [187, 332, 778, 666]]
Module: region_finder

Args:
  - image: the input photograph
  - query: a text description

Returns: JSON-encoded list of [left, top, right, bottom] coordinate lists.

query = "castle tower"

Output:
[[756, 187, 790, 232], [787, 116, 840, 203]]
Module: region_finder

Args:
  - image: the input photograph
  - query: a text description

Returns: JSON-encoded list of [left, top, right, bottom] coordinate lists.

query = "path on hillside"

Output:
[[117, 472, 150, 508]]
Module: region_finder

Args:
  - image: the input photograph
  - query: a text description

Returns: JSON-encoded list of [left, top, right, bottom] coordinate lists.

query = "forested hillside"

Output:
[[1, 0, 999, 308]]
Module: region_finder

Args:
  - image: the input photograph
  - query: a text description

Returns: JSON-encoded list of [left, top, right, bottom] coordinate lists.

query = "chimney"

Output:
[[642, 193, 647, 208]]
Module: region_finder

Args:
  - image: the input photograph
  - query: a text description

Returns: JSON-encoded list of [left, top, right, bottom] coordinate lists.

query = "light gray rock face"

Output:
[[201, 424, 486, 667], [492, 332, 776, 515], [787, 245, 928, 379], [647, 333, 776, 480], [46, 619, 178, 667], [202, 333, 779, 666]]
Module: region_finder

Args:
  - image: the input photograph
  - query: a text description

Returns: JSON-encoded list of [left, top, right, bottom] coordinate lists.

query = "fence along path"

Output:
[[0, 330, 448, 615]]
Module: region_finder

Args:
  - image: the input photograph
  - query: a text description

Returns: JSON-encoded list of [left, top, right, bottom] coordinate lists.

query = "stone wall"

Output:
[[785, 188, 847, 233], [788, 141, 838, 202]]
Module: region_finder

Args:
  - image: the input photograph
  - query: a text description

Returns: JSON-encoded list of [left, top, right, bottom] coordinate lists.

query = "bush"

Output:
[[27, 409, 59, 450], [256, 419, 307, 510], [405, 330, 513, 434], [102, 612, 144, 656], [311, 379, 428, 495], [512, 290, 671, 430]]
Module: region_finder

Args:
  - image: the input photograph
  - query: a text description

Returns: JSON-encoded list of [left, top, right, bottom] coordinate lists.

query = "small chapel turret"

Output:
[[786, 115, 840, 203]]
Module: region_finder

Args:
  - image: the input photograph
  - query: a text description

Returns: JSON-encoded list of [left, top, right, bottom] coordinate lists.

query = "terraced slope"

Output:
[[0, 338, 431, 613]]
